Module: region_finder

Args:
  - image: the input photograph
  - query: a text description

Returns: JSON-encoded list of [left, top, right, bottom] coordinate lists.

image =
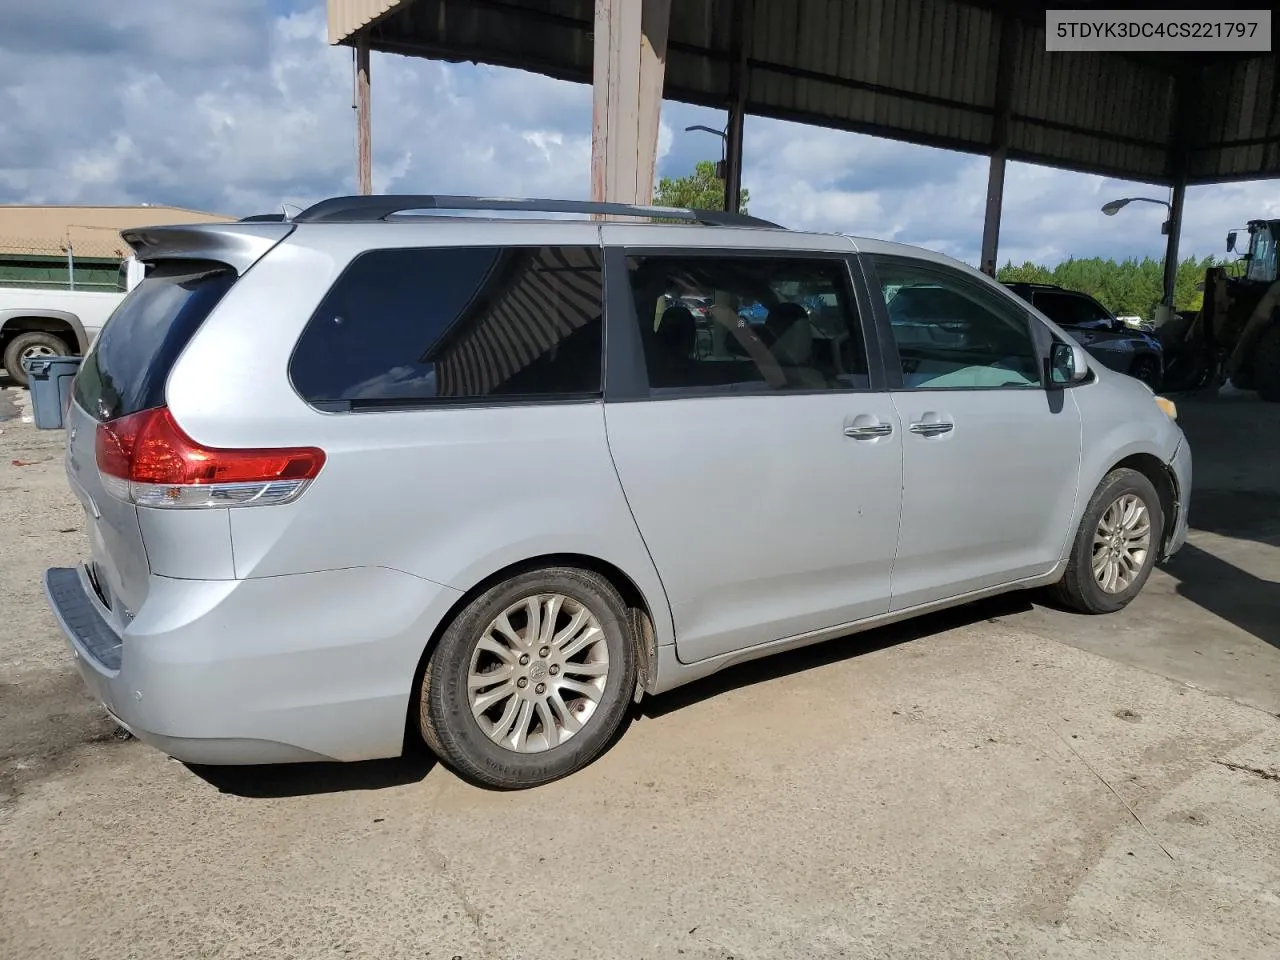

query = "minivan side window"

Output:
[[623, 254, 869, 395], [290, 246, 604, 409], [871, 257, 1041, 391]]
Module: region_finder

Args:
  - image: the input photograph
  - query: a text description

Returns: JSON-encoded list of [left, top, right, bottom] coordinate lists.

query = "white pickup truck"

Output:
[[0, 257, 144, 388]]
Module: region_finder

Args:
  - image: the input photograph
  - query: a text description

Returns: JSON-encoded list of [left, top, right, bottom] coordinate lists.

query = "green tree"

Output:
[[653, 160, 750, 213], [998, 261, 1053, 284], [995, 254, 1225, 321]]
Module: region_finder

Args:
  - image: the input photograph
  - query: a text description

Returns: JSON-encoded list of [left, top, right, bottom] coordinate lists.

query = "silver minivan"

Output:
[[44, 196, 1191, 789]]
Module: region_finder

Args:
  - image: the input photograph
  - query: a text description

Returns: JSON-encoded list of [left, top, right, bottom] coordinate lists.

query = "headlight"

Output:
[[1154, 395, 1178, 420]]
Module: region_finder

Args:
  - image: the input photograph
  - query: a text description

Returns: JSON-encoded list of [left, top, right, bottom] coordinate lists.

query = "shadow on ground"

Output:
[[643, 591, 1034, 719], [188, 746, 437, 798], [1152, 395, 1280, 648], [1160, 468, 1280, 650], [0, 381, 21, 420], [1187, 487, 1280, 548], [1162, 543, 1280, 651]]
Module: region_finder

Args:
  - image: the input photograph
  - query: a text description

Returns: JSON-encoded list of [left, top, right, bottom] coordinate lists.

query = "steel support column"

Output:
[[979, 153, 1006, 276], [1162, 73, 1191, 312], [1162, 180, 1186, 308], [724, 99, 746, 214], [590, 0, 671, 207], [980, 17, 1018, 277], [355, 37, 372, 196], [722, 0, 749, 213]]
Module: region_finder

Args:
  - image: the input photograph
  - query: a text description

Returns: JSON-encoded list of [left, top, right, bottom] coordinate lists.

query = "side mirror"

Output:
[[1049, 340, 1090, 385], [1227, 230, 1237, 252]]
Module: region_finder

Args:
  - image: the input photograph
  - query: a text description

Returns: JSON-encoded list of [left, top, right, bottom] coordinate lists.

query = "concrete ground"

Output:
[[1003, 391, 1280, 719], [1, 381, 1278, 960]]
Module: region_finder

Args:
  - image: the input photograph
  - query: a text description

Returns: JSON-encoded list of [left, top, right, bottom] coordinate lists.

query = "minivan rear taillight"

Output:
[[95, 406, 325, 509]]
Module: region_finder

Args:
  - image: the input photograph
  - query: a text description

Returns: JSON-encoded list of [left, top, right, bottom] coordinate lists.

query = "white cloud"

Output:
[[0, 1, 593, 213], [0, 0, 1274, 269]]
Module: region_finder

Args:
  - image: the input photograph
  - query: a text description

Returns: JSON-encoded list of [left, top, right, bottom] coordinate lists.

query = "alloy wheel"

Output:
[[467, 594, 610, 753], [1092, 493, 1151, 593]]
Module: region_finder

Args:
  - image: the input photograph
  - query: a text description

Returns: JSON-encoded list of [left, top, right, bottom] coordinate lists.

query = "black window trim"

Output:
[[1030, 289, 1078, 327], [1075, 290, 1112, 321], [287, 241, 609, 415], [602, 245, 886, 403], [1032, 288, 1114, 329], [860, 253, 1054, 394], [1075, 291, 1117, 326]]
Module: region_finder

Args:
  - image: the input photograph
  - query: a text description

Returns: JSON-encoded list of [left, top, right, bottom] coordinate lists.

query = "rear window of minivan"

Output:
[[288, 245, 604, 410], [73, 260, 237, 422]]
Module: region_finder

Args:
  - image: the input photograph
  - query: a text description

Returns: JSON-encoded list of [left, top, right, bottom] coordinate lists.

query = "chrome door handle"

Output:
[[844, 423, 893, 439], [909, 421, 953, 436]]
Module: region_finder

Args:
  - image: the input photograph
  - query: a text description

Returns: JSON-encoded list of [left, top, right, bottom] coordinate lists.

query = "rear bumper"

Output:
[[1163, 435, 1192, 560], [43, 564, 462, 765]]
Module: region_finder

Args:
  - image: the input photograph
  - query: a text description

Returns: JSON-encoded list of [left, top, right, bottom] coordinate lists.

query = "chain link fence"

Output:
[[0, 230, 129, 293]]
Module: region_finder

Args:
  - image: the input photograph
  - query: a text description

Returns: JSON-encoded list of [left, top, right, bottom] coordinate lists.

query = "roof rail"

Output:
[[290, 194, 782, 229], [238, 213, 289, 222]]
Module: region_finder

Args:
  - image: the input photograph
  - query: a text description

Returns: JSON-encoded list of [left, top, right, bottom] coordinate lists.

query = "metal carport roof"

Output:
[[328, 0, 1279, 187]]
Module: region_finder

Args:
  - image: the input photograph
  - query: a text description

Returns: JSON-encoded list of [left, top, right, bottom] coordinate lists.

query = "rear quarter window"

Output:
[[73, 260, 237, 422], [289, 245, 605, 410]]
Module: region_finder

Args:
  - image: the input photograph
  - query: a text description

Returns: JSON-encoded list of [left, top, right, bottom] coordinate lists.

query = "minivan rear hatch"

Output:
[[66, 261, 238, 632]]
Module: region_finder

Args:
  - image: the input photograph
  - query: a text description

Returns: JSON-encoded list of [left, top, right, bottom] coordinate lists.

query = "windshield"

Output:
[[1246, 224, 1278, 283]]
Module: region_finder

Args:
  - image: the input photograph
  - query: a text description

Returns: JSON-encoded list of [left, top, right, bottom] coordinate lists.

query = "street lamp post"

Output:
[[1100, 196, 1171, 219], [684, 125, 730, 211], [1101, 193, 1184, 325]]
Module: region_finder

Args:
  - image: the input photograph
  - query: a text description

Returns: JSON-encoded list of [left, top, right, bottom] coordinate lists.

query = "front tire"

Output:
[[1051, 468, 1164, 614], [3, 331, 73, 389], [1253, 323, 1280, 403], [1129, 354, 1161, 391], [420, 567, 637, 789]]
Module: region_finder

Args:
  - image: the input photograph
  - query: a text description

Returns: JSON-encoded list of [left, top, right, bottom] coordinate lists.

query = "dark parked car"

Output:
[[1003, 282, 1163, 389]]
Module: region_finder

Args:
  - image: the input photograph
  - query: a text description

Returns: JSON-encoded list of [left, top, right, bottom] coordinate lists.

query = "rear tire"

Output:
[[1252, 323, 1280, 403], [3, 331, 73, 389], [1050, 468, 1164, 614], [420, 566, 637, 789], [1160, 349, 1207, 393]]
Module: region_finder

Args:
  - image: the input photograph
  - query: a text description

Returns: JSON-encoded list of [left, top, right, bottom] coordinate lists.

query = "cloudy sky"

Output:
[[1, 0, 1276, 268]]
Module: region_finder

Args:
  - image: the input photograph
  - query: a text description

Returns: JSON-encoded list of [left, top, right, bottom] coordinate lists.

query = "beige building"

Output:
[[0, 204, 231, 260], [0, 204, 232, 292]]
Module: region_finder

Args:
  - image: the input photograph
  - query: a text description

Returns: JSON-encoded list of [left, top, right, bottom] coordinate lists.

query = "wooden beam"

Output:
[[355, 38, 372, 196], [590, 0, 671, 208], [635, 0, 670, 204]]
